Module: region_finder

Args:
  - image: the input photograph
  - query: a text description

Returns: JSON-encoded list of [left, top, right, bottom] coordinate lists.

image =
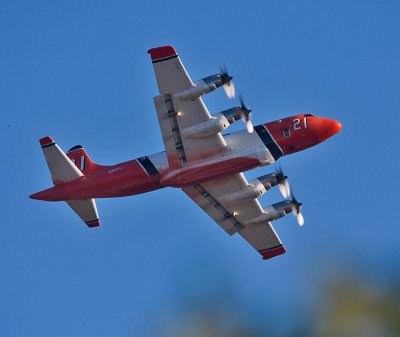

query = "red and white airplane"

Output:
[[30, 46, 341, 260]]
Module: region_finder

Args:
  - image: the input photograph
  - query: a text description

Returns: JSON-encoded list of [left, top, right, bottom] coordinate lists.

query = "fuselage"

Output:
[[30, 114, 341, 201]]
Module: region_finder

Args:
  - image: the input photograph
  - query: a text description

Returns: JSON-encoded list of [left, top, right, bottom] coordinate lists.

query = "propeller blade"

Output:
[[291, 204, 298, 215], [223, 81, 236, 99], [220, 64, 235, 99], [220, 64, 227, 75], [239, 94, 246, 109], [297, 212, 304, 226], [279, 183, 288, 198], [238, 95, 254, 133], [283, 179, 291, 199], [245, 119, 254, 133], [275, 163, 290, 198], [290, 190, 304, 226]]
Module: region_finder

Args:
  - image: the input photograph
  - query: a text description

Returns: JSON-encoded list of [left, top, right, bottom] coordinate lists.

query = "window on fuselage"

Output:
[[283, 129, 291, 138]]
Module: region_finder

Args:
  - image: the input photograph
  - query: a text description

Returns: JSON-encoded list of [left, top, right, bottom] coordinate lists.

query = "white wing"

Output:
[[183, 173, 286, 260], [148, 46, 227, 169], [148, 46, 285, 260]]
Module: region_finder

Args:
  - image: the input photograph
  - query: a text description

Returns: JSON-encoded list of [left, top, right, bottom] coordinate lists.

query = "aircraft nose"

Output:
[[319, 118, 342, 141], [330, 119, 342, 135]]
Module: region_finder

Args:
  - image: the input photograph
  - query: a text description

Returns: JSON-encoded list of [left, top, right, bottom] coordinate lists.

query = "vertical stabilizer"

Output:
[[66, 145, 106, 174]]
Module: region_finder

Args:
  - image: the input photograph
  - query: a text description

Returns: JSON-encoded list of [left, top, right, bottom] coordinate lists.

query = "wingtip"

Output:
[[259, 245, 286, 260], [85, 219, 101, 228], [147, 46, 177, 61]]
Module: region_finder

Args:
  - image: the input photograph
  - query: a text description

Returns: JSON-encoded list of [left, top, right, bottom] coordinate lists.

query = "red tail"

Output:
[[66, 145, 106, 174]]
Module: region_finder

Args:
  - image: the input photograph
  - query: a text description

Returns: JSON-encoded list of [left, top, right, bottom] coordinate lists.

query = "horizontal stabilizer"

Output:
[[66, 199, 100, 228], [40, 136, 83, 185]]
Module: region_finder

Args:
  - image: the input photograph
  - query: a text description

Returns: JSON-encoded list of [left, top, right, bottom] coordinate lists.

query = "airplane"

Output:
[[30, 45, 342, 260]]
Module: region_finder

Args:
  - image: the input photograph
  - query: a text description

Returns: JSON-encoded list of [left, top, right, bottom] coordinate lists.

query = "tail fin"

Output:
[[35, 136, 101, 228], [66, 145, 106, 174]]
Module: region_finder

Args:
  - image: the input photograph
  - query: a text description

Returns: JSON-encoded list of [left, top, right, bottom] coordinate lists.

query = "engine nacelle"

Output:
[[246, 200, 294, 225], [218, 172, 287, 204], [173, 74, 229, 101], [219, 181, 266, 203], [180, 116, 227, 138], [181, 107, 242, 138], [248, 173, 279, 192], [221, 172, 279, 203]]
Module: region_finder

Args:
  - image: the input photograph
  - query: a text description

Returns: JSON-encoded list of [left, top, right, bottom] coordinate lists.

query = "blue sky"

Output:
[[1, 1, 400, 336]]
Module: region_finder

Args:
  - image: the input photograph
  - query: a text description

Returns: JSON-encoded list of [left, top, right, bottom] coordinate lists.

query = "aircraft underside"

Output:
[[30, 45, 341, 260]]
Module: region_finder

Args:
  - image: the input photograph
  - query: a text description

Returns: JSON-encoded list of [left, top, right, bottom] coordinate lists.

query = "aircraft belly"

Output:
[[161, 156, 260, 187]]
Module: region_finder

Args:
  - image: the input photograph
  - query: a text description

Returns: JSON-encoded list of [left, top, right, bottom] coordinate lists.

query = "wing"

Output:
[[148, 46, 227, 169], [147, 47, 284, 259], [183, 173, 286, 260]]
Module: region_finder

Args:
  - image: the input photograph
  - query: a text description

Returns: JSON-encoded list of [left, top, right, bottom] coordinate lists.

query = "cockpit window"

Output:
[[283, 129, 291, 138], [304, 114, 314, 117]]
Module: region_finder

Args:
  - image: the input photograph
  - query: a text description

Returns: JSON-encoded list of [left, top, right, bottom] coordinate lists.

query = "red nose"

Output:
[[319, 118, 342, 141]]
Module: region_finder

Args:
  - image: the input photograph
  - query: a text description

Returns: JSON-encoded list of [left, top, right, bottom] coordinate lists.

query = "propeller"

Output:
[[290, 192, 304, 226], [275, 163, 290, 199], [239, 95, 254, 133], [220, 65, 235, 99]]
